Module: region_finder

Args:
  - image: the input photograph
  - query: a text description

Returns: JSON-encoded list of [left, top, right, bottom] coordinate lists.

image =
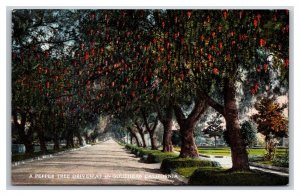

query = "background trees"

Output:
[[203, 113, 224, 147], [251, 96, 288, 160]]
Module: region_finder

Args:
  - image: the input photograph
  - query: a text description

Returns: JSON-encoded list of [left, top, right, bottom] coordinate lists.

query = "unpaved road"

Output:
[[11, 140, 181, 185]]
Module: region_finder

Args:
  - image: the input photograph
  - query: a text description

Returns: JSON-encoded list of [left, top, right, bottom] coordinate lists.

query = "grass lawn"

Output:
[[198, 148, 231, 156], [195, 147, 288, 157]]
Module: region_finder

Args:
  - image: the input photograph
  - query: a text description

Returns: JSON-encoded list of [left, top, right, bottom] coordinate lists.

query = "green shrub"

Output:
[[272, 152, 289, 168], [147, 151, 178, 163], [125, 144, 176, 163], [189, 169, 289, 185], [160, 157, 220, 173]]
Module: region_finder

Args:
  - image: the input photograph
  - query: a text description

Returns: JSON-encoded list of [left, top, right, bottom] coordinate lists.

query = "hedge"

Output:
[[160, 157, 220, 174]]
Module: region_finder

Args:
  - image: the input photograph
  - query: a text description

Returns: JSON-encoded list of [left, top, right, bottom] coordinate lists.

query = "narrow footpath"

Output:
[[12, 140, 181, 185]]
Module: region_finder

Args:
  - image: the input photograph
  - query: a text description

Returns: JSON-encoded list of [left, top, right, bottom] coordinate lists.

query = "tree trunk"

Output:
[[179, 123, 198, 158], [156, 102, 174, 152], [214, 136, 217, 148], [134, 136, 141, 147], [76, 131, 83, 146], [162, 120, 173, 152], [37, 128, 47, 153], [130, 133, 133, 144], [12, 110, 34, 154], [135, 121, 147, 148], [54, 138, 60, 150], [53, 131, 60, 150], [66, 129, 74, 148], [224, 78, 250, 171], [139, 131, 147, 148], [127, 127, 142, 147], [141, 111, 159, 150], [149, 132, 158, 150], [173, 94, 208, 158], [202, 79, 250, 171]]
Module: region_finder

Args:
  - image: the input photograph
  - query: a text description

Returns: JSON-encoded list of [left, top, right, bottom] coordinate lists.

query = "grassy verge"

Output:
[[189, 168, 288, 185], [175, 167, 200, 178]]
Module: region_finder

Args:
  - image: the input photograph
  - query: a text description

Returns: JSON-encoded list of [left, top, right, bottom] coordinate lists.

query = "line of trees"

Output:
[[12, 9, 288, 171]]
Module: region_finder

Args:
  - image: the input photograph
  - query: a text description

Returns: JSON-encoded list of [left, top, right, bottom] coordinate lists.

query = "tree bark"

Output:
[[162, 120, 173, 152], [127, 127, 142, 147], [130, 133, 133, 144], [36, 127, 47, 153], [141, 111, 159, 150], [179, 123, 198, 158], [66, 128, 74, 148], [139, 131, 147, 148], [224, 78, 250, 170], [149, 132, 158, 150], [204, 79, 250, 170], [135, 121, 147, 148], [35, 113, 47, 153], [173, 93, 208, 158], [53, 134, 60, 150], [75, 130, 83, 146], [214, 136, 217, 148], [156, 102, 174, 152]]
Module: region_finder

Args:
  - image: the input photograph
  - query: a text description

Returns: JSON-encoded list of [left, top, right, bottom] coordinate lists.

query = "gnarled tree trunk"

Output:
[[224, 78, 249, 170], [135, 121, 147, 148], [37, 127, 47, 153], [149, 132, 158, 150], [76, 131, 83, 146], [130, 133, 133, 144], [203, 78, 250, 171], [179, 123, 198, 158], [141, 111, 159, 150], [127, 127, 142, 147], [156, 102, 174, 152], [174, 93, 208, 158], [162, 120, 173, 152]]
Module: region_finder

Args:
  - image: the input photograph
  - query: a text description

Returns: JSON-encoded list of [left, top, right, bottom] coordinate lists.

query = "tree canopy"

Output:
[[11, 9, 289, 171]]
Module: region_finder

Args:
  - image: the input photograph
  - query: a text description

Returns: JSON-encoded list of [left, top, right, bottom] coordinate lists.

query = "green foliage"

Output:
[[252, 96, 288, 139], [12, 10, 289, 163], [189, 169, 289, 185], [171, 131, 181, 146], [223, 121, 257, 148], [160, 157, 220, 174], [272, 150, 289, 168], [146, 151, 178, 163], [241, 121, 257, 147], [203, 113, 224, 147], [125, 144, 177, 163]]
